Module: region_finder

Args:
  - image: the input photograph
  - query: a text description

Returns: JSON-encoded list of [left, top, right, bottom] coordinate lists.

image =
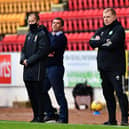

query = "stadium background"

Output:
[[0, 0, 129, 124]]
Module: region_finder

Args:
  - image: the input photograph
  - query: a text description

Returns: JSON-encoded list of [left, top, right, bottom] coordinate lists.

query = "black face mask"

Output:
[[29, 23, 38, 32]]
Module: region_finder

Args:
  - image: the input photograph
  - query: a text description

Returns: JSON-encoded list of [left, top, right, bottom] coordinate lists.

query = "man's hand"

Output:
[[23, 59, 28, 67], [90, 35, 100, 41], [102, 39, 112, 47], [48, 52, 55, 57], [95, 35, 100, 40]]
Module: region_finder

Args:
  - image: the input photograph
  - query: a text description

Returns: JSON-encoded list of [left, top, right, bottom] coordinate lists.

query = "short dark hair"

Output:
[[53, 17, 64, 26], [28, 13, 40, 21]]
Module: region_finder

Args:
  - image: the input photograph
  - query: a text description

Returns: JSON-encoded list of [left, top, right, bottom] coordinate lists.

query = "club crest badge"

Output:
[[34, 35, 38, 42], [109, 30, 113, 35]]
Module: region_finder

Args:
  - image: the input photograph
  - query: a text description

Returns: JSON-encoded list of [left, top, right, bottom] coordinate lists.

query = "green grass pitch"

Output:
[[0, 121, 128, 129]]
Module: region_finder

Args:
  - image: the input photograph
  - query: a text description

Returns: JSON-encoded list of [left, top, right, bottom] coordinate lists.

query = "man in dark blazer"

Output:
[[20, 13, 50, 122], [43, 17, 68, 123], [89, 8, 128, 126]]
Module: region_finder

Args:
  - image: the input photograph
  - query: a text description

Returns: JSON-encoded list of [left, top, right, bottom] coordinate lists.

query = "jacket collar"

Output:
[[52, 31, 63, 36], [103, 20, 119, 29]]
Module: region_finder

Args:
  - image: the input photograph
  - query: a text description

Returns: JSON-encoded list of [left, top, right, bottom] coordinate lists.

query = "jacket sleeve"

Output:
[[100, 27, 125, 50], [20, 51, 25, 65], [20, 34, 28, 65], [89, 29, 104, 48], [27, 31, 50, 66], [49, 34, 67, 52]]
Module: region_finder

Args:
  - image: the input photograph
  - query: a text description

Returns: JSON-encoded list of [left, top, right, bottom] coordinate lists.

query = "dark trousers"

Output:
[[24, 81, 45, 120], [100, 71, 128, 122], [43, 65, 68, 123]]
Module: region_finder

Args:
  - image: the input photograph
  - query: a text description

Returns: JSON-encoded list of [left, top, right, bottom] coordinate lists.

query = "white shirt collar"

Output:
[[52, 31, 63, 36]]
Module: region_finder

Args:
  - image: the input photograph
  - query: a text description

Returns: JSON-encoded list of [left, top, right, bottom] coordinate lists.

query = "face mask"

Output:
[[29, 23, 38, 32]]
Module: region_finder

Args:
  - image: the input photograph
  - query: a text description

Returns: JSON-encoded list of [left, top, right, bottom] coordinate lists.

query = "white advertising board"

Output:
[[0, 52, 24, 86], [0, 51, 101, 87]]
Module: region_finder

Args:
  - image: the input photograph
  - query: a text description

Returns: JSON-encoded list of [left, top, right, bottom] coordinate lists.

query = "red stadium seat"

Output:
[[88, 19, 93, 31], [78, 0, 83, 10], [119, 17, 126, 29], [77, 10, 85, 19], [85, 9, 93, 18], [126, 43, 129, 50], [16, 35, 26, 52], [68, 20, 73, 32], [88, 0, 92, 9], [48, 20, 52, 32], [68, 0, 73, 10], [3, 44, 8, 52], [84, 43, 88, 50], [73, 0, 78, 10], [66, 33, 91, 51], [2, 35, 17, 44], [109, 0, 113, 7], [126, 32, 129, 41], [83, 0, 88, 9], [72, 33, 79, 41], [103, 0, 108, 8], [98, 0, 103, 8], [89, 32, 95, 39], [87, 32, 94, 50], [0, 34, 25, 52], [0, 43, 3, 52], [120, 0, 124, 7], [99, 18, 103, 28], [72, 43, 77, 51], [78, 19, 83, 31], [125, 0, 129, 6], [78, 43, 82, 50], [62, 11, 71, 19], [88, 43, 93, 50], [64, 20, 68, 32], [114, 0, 119, 7], [115, 8, 121, 16], [17, 35, 26, 44], [73, 19, 78, 32], [116, 8, 128, 17], [93, 0, 98, 8], [90, 9, 98, 18], [77, 33, 84, 42], [84, 32, 91, 41], [124, 8, 129, 17], [67, 33, 74, 42], [126, 17, 129, 29], [17, 44, 23, 52], [94, 19, 99, 30], [125, 32, 129, 46], [83, 19, 88, 30], [67, 43, 72, 51]]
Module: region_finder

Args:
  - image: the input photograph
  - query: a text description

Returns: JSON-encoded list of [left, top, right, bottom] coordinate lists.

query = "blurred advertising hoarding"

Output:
[[0, 52, 101, 87], [0, 54, 11, 84], [0, 53, 24, 86], [64, 51, 101, 87]]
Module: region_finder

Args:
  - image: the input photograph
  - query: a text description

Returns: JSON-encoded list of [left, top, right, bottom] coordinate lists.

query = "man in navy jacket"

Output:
[[89, 8, 128, 126], [43, 17, 68, 123]]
